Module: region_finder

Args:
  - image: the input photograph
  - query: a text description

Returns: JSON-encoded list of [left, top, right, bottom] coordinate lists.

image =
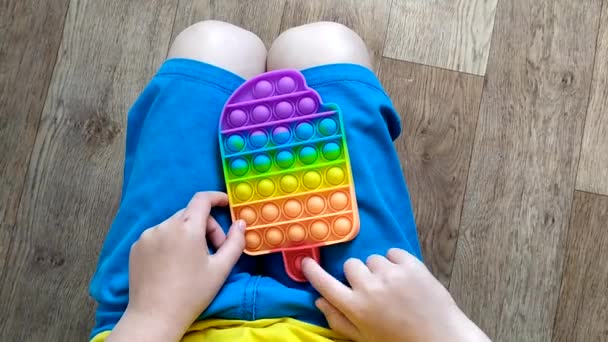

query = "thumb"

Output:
[[211, 220, 246, 277], [316, 298, 361, 341]]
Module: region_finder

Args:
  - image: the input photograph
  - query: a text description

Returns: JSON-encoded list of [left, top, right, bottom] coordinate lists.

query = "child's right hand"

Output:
[[302, 248, 491, 342]]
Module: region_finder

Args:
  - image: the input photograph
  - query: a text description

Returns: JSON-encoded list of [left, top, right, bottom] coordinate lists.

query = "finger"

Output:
[[211, 220, 246, 278], [157, 209, 186, 228], [366, 254, 393, 273], [137, 225, 158, 242], [386, 248, 414, 265], [183, 192, 228, 233], [169, 208, 186, 221], [316, 298, 360, 341], [302, 258, 353, 312], [206, 216, 226, 249], [343, 258, 372, 289], [133, 226, 160, 255]]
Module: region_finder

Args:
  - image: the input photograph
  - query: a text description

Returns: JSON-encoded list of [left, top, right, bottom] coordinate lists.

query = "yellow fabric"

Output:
[[91, 317, 349, 342]]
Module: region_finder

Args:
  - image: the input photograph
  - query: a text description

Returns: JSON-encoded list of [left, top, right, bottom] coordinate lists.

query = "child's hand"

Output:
[[108, 192, 245, 342], [302, 248, 491, 342]]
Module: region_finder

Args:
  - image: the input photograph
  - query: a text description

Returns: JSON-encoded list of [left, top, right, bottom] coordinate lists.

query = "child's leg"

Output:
[[168, 20, 267, 79], [90, 21, 267, 338], [263, 22, 422, 285], [267, 21, 373, 70]]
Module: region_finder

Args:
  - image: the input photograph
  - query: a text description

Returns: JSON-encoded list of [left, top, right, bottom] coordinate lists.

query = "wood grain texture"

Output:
[[553, 191, 608, 342], [0, 0, 177, 340], [280, 0, 392, 71], [0, 1, 68, 331], [384, 0, 497, 76], [448, 1, 602, 341], [0, 223, 11, 293], [172, 0, 286, 48], [576, 2, 608, 196], [0, 0, 68, 226], [379, 58, 483, 286]]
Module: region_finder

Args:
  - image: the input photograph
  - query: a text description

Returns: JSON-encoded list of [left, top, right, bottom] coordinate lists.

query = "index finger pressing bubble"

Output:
[[301, 257, 354, 313]]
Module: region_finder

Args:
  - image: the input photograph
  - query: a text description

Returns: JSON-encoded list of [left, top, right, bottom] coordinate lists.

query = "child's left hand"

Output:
[[108, 192, 246, 342]]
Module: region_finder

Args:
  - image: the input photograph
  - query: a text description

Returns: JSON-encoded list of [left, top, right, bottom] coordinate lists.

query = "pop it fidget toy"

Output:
[[219, 69, 359, 282]]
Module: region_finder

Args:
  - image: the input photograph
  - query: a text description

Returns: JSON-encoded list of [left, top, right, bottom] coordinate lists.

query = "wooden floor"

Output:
[[1, 0, 607, 340]]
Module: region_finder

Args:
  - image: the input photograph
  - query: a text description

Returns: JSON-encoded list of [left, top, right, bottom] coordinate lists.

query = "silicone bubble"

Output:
[[284, 199, 302, 218], [272, 126, 291, 145], [229, 109, 247, 127], [332, 217, 353, 236], [253, 154, 272, 173], [249, 130, 268, 148], [245, 230, 262, 249], [252, 105, 271, 123], [303, 170, 322, 189], [310, 220, 330, 240], [288, 224, 306, 242], [299, 146, 318, 165], [277, 76, 296, 94], [318, 117, 338, 136], [253, 80, 273, 98], [322, 142, 341, 161], [239, 206, 257, 225], [275, 101, 294, 118], [226, 134, 245, 152], [230, 158, 249, 177], [326, 166, 346, 185], [261, 203, 280, 222], [295, 122, 315, 140], [266, 227, 284, 246], [329, 191, 349, 210], [219, 69, 359, 282], [234, 182, 253, 201], [306, 195, 325, 214], [298, 97, 317, 115], [257, 179, 275, 197], [276, 150, 295, 168], [280, 174, 299, 193]]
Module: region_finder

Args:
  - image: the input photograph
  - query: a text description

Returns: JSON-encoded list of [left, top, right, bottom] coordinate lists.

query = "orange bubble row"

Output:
[[244, 215, 354, 251], [237, 190, 350, 226]]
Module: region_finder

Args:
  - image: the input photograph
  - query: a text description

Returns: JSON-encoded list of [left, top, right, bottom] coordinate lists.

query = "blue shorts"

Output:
[[89, 59, 421, 338]]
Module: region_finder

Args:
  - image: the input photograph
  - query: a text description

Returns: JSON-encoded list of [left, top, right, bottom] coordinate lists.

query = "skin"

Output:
[[301, 250, 492, 342], [267, 22, 373, 71], [167, 20, 267, 79], [106, 191, 490, 341], [107, 192, 246, 342]]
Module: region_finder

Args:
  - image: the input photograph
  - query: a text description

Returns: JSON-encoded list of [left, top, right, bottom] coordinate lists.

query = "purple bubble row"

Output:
[[251, 76, 299, 99], [226, 95, 319, 129]]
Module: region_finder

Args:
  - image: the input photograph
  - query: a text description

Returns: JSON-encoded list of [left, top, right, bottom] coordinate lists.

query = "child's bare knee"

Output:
[[168, 20, 267, 79], [268, 21, 372, 70]]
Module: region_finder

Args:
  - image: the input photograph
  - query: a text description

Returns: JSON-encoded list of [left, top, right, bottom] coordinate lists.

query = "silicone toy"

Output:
[[219, 69, 359, 282]]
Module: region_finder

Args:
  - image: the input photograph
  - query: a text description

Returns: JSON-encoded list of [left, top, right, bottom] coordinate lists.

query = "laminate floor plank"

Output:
[[379, 57, 483, 286], [0, 0, 69, 226], [552, 191, 608, 342], [449, 1, 602, 340], [0, 0, 178, 340], [0, 0, 69, 335], [576, 1, 608, 196], [384, 0, 498, 75]]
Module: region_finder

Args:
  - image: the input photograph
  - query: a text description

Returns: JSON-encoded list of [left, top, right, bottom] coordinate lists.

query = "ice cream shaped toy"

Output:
[[219, 69, 359, 282]]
